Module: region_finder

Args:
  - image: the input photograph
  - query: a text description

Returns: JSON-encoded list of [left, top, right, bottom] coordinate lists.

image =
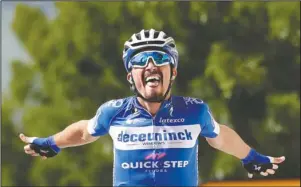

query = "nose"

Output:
[[145, 58, 157, 71]]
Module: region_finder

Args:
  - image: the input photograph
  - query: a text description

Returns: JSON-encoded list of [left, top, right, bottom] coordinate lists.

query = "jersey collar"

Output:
[[133, 96, 174, 113]]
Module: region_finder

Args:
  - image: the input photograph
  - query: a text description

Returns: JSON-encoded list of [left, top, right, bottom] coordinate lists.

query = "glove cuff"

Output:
[[46, 136, 61, 153], [241, 148, 257, 164], [241, 148, 270, 165]]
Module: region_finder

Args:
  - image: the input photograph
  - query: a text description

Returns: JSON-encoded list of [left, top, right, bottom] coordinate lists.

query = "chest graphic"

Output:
[[109, 125, 201, 150]]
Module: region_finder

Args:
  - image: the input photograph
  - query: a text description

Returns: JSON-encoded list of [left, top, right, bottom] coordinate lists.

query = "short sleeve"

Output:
[[87, 99, 126, 136], [87, 104, 109, 136], [199, 104, 220, 138]]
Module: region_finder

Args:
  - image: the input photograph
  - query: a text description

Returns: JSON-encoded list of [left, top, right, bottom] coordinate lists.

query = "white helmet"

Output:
[[122, 29, 179, 72]]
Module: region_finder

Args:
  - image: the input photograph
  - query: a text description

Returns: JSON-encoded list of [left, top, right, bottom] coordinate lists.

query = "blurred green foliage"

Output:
[[2, 2, 300, 186]]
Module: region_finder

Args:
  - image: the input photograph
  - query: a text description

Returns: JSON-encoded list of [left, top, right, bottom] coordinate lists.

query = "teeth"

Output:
[[146, 76, 160, 82]]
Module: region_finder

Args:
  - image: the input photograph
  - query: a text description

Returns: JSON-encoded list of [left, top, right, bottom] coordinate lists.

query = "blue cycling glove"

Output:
[[29, 136, 61, 158], [241, 149, 274, 176]]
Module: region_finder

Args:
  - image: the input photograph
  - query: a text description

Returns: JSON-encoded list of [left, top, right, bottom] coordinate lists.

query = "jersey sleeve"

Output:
[[87, 104, 108, 136], [87, 99, 126, 136], [199, 103, 220, 138]]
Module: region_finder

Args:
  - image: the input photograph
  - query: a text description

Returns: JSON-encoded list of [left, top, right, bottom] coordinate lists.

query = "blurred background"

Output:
[[1, 1, 300, 186]]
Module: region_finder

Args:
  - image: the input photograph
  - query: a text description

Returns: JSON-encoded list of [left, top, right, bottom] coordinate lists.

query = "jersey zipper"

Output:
[[135, 100, 169, 187], [139, 107, 157, 185], [137, 106, 161, 186]]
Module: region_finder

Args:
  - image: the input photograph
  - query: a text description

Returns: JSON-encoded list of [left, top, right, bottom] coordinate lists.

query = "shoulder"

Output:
[[89, 97, 134, 135], [97, 97, 133, 118], [173, 96, 209, 111]]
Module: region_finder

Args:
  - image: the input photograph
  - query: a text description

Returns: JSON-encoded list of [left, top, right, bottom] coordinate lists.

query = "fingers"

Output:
[[25, 150, 46, 158], [266, 169, 275, 175], [248, 164, 279, 178], [268, 156, 285, 164], [24, 148, 36, 155], [24, 145, 38, 155], [24, 144, 35, 154], [24, 147, 43, 157], [20, 134, 47, 160], [24, 147, 40, 156], [260, 172, 268, 176], [19, 133, 37, 144], [22, 140, 42, 157], [259, 167, 278, 177], [248, 173, 253, 178], [260, 169, 275, 176], [24, 144, 32, 152], [273, 164, 278, 170], [20, 133, 29, 143], [264, 164, 278, 176]]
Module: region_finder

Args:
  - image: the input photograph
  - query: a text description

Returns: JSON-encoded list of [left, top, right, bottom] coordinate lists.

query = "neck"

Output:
[[137, 94, 171, 116]]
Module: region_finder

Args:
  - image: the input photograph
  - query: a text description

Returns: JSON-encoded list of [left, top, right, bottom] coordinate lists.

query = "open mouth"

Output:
[[144, 75, 162, 87]]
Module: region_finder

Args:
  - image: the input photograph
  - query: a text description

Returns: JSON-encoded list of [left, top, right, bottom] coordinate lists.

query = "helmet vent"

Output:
[[131, 40, 165, 47], [154, 31, 160, 38], [136, 33, 141, 40], [145, 30, 150, 38], [168, 43, 176, 48], [124, 46, 129, 52]]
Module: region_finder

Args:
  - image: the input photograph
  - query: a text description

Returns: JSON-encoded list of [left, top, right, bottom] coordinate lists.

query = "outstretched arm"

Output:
[[20, 99, 118, 159], [51, 120, 99, 148], [206, 124, 285, 178], [20, 120, 99, 159], [206, 124, 251, 159]]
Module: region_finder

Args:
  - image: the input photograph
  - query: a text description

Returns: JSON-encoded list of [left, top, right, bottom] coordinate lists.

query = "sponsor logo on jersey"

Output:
[[254, 165, 262, 171], [106, 99, 124, 108], [109, 125, 201, 150], [169, 106, 174, 116], [145, 152, 166, 160], [121, 160, 189, 170], [121, 152, 189, 173], [183, 97, 203, 105], [117, 129, 193, 143], [159, 117, 185, 124]]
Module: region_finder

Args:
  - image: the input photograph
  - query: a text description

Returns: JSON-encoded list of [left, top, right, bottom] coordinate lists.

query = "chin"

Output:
[[144, 92, 164, 100]]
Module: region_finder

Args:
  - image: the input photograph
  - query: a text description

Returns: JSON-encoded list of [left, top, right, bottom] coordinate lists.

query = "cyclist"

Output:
[[20, 29, 285, 186]]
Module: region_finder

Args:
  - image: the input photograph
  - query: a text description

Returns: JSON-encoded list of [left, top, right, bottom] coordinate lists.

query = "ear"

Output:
[[171, 68, 177, 81], [127, 73, 133, 84]]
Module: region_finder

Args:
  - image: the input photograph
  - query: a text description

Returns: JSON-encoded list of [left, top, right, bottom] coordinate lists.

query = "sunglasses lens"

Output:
[[129, 51, 174, 69]]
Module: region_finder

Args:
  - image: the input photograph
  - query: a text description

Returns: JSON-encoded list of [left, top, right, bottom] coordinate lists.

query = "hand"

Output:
[[241, 149, 285, 178], [19, 133, 61, 159]]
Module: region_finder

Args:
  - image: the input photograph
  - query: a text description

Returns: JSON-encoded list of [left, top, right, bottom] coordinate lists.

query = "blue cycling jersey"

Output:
[[87, 96, 220, 187]]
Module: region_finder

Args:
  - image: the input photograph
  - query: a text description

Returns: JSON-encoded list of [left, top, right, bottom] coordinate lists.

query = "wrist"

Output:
[[241, 148, 270, 165], [241, 148, 257, 164], [46, 136, 61, 153], [33, 136, 61, 153]]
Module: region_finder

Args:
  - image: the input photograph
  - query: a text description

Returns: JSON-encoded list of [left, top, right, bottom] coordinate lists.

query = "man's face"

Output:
[[128, 58, 176, 101]]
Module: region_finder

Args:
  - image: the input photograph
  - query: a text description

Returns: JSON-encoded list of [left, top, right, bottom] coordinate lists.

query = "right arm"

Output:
[[20, 99, 121, 158], [51, 101, 114, 148], [19, 119, 99, 158], [52, 120, 99, 148]]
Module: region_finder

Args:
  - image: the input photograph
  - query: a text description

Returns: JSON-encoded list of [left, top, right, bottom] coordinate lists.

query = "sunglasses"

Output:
[[128, 51, 175, 70]]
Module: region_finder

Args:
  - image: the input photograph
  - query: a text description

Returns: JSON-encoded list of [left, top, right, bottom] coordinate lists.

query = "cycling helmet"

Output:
[[122, 29, 179, 72]]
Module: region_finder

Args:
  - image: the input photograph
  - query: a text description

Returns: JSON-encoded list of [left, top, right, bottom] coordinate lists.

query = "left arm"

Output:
[[199, 103, 285, 178], [206, 124, 251, 159]]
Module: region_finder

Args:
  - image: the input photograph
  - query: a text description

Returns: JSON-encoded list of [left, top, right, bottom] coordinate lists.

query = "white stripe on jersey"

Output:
[[109, 125, 201, 150]]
